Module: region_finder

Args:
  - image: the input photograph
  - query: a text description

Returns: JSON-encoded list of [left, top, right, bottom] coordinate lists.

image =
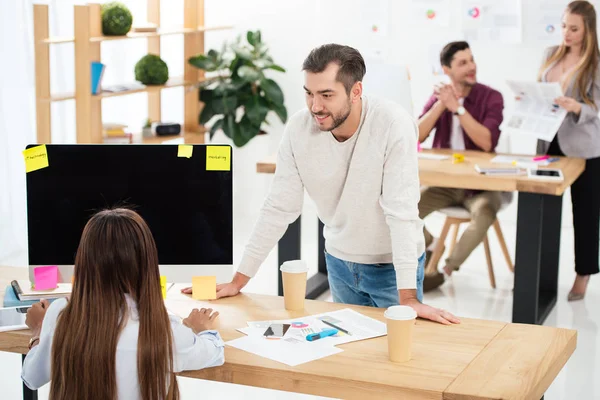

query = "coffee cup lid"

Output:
[[384, 305, 417, 321], [279, 260, 308, 273]]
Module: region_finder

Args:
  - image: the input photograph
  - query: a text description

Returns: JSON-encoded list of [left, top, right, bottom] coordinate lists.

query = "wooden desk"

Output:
[[256, 149, 586, 325], [0, 289, 576, 399]]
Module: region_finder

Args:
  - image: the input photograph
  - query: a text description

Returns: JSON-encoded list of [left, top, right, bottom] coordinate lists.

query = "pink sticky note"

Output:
[[34, 265, 58, 290]]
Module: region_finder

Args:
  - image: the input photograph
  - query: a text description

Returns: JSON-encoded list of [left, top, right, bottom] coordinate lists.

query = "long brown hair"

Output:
[[50, 208, 179, 400], [538, 0, 600, 106]]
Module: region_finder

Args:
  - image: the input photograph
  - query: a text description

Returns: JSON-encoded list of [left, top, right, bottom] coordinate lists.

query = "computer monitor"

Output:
[[25, 144, 233, 284]]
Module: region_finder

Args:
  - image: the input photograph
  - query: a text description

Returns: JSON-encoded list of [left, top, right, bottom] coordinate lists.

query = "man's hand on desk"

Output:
[[180, 272, 251, 299], [400, 290, 460, 325]]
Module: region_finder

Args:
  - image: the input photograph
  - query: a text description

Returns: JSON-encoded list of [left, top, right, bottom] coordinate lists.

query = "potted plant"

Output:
[[142, 118, 153, 138], [188, 30, 287, 147]]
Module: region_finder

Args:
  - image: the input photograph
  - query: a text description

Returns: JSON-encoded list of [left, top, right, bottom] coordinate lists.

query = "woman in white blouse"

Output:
[[21, 208, 224, 399]]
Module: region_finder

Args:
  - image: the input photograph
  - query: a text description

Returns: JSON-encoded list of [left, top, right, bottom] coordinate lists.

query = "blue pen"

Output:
[[306, 328, 338, 341], [547, 157, 560, 163]]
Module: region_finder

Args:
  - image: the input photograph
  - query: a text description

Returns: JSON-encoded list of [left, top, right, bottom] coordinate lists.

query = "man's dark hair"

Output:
[[440, 41, 470, 68], [302, 44, 366, 94]]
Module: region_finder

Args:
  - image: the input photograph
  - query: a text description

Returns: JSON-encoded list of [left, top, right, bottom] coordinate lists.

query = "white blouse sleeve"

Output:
[[21, 298, 68, 390], [170, 315, 225, 373]]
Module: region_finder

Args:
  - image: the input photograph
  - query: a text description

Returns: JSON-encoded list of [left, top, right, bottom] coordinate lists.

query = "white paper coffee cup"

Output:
[[280, 260, 308, 310], [385, 305, 417, 362]]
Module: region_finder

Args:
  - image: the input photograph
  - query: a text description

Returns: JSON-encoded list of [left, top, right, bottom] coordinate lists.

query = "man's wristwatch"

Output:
[[454, 106, 466, 116], [28, 336, 40, 350]]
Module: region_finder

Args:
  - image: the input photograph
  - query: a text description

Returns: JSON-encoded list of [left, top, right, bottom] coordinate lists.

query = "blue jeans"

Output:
[[325, 252, 425, 308]]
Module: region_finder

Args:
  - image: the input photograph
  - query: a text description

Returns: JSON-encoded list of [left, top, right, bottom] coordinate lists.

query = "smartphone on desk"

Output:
[[263, 323, 291, 338], [527, 168, 564, 181]]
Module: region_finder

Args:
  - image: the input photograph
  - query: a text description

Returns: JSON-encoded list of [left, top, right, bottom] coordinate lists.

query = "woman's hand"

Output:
[[25, 299, 49, 337], [182, 308, 220, 334], [555, 96, 582, 115]]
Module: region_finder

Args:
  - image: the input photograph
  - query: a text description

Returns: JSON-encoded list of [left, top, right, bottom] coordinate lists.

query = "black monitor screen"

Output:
[[25, 144, 233, 266]]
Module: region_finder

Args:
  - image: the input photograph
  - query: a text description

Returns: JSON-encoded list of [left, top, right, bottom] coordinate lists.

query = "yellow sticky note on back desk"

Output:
[[23, 145, 49, 173], [192, 276, 217, 300], [206, 146, 231, 171], [178, 145, 193, 158], [160, 276, 167, 299]]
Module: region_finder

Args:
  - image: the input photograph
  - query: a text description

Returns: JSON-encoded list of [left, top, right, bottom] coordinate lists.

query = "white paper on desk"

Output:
[[418, 153, 450, 160], [491, 155, 550, 166], [500, 80, 567, 142], [226, 335, 343, 367]]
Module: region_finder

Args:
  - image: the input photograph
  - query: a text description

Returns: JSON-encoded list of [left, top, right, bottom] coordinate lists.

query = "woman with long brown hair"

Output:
[[21, 208, 224, 399], [537, 0, 600, 301]]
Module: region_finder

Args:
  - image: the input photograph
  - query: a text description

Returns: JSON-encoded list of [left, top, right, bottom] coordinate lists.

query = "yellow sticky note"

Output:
[[192, 276, 216, 300], [23, 145, 49, 173], [178, 145, 193, 158], [206, 146, 231, 171], [452, 153, 465, 164], [160, 276, 167, 299]]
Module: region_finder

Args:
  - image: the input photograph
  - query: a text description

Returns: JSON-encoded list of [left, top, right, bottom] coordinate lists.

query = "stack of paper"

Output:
[[226, 309, 388, 366]]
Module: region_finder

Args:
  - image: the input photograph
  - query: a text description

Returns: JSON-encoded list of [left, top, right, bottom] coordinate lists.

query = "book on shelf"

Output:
[[91, 61, 106, 95]]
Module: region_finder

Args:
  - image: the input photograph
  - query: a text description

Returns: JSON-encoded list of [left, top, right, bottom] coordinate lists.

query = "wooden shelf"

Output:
[[41, 25, 232, 44], [34, 1, 211, 144], [41, 76, 202, 102], [138, 130, 206, 144]]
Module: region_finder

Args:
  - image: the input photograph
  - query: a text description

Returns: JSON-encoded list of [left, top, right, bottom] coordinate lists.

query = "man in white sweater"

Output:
[[184, 44, 459, 324]]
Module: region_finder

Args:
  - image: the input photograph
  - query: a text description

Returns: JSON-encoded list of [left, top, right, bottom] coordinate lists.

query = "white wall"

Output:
[[0, 0, 587, 263]]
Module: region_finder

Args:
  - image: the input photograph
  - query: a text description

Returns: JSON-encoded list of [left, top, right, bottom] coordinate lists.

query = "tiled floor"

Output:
[[1, 181, 599, 399]]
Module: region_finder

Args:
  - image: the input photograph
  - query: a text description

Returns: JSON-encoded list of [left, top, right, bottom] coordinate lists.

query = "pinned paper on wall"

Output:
[[177, 145, 193, 158], [206, 146, 231, 171], [34, 265, 58, 290], [23, 145, 49, 173], [192, 276, 217, 300]]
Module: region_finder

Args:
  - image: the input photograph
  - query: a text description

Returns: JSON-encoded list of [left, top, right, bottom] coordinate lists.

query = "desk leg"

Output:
[[278, 217, 302, 296], [22, 354, 38, 400], [277, 217, 329, 299], [306, 219, 329, 299], [512, 193, 562, 325]]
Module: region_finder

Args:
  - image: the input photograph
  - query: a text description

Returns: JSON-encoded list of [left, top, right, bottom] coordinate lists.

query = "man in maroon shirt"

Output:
[[418, 41, 504, 291]]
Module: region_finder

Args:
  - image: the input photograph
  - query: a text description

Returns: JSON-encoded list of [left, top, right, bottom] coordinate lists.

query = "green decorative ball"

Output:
[[135, 54, 169, 85], [101, 2, 133, 36]]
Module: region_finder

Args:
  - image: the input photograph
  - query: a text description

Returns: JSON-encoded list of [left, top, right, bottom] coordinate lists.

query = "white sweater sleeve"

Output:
[[21, 298, 68, 390], [379, 118, 421, 290], [237, 125, 305, 278], [171, 316, 225, 372]]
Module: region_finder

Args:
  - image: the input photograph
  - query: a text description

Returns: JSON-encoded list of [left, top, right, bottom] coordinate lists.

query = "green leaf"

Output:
[[238, 66, 261, 82], [244, 95, 269, 126], [199, 103, 216, 125], [235, 116, 259, 147], [233, 45, 253, 61], [263, 64, 285, 73], [199, 88, 213, 103], [221, 114, 238, 140], [270, 100, 288, 124], [188, 54, 218, 72], [209, 117, 224, 140], [246, 31, 257, 46], [261, 78, 284, 104]]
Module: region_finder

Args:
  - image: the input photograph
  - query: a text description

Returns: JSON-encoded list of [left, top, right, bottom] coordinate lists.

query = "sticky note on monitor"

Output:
[[206, 146, 231, 171], [177, 145, 193, 158], [160, 276, 167, 299], [23, 145, 49, 173], [192, 276, 217, 300], [34, 265, 58, 290]]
